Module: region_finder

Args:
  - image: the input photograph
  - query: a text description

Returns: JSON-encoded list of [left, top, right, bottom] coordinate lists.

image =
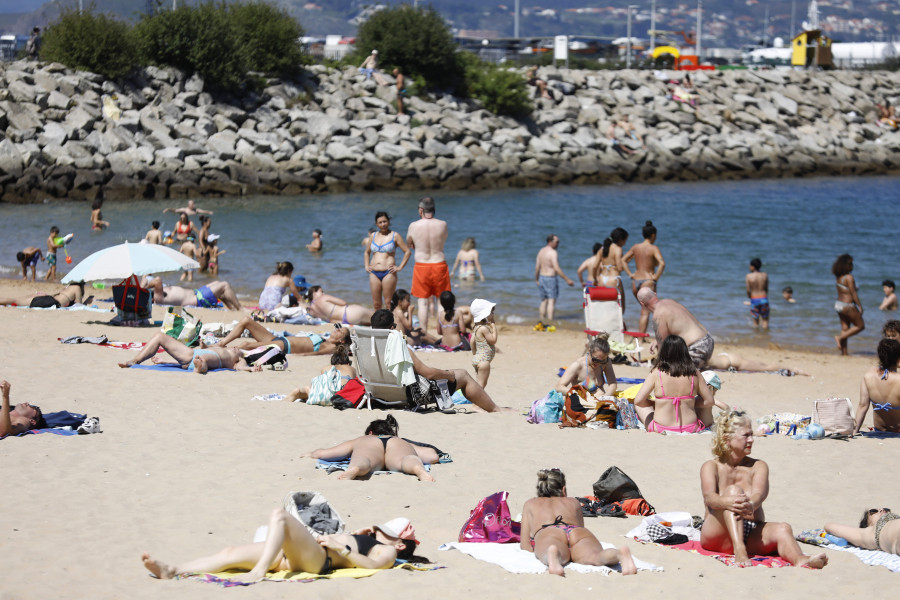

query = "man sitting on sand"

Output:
[[212, 316, 350, 355], [141, 277, 242, 311], [1, 380, 46, 437], [117, 332, 260, 374], [370, 309, 511, 413], [636, 288, 807, 375]]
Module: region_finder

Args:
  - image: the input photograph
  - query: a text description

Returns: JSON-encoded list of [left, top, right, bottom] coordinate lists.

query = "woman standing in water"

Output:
[[592, 227, 629, 321], [364, 212, 411, 310], [832, 253, 864, 355], [623, 220, 665, 334]]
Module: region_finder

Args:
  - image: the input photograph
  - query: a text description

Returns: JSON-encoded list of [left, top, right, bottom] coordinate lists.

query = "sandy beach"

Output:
[[0, 275, 894, 599]]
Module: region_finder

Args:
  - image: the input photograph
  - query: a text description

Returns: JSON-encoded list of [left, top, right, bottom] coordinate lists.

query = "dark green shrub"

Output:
[[133, 1, 306, 93], [460, 54, 532, 118], [356, 4, 462, 91], [41, 5, 136, 79]]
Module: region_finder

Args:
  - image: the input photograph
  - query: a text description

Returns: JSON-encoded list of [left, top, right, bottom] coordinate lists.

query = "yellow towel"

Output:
[[203, 561, 432, 582]]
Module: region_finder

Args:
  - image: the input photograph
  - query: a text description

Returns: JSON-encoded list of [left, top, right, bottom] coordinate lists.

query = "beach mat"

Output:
[[129, 363, 232, 373], [859, 430, 900, 439], [797, 528, 900, 572], [3, 428, 80, 439], [439, 541, 661, 575], [636, 539, 792, 568], [174, 561, 441, 587]]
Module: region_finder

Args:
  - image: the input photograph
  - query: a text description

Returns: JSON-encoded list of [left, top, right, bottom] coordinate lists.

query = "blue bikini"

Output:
[[370, 235, 397, 280]]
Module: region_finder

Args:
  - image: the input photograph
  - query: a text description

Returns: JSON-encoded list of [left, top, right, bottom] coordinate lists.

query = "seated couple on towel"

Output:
[[369, 309, 512, 413], [117, 332, 261, 373]]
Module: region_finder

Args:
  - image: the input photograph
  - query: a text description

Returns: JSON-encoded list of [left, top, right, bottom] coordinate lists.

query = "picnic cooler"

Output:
[[113, 275, 152, 319]]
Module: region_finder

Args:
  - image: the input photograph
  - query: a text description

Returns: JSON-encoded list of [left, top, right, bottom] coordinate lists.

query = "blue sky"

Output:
[[0, 1, 47, 14]]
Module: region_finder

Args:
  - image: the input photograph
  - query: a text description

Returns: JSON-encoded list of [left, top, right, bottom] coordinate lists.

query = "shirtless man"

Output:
[[623, 220, 665, 334], [370, 309, 512, 413], [145, 221, 163, 245], [406, 197, 450, 333], [117, 332, 259, 374], [163, 199, 213, 216], [1, 380, 45, 437], [213, 316, 350, 356], [0, 281, 86, 308], [535, 234, 574, 322], [142, 277, 242, 311], [17, 247, 43, 281], [606, 119, 635, 157], [746, 258, 769, 329], [880, 280, 898, 311], [637, 288, 807, 375], [576, 242, 602, 288]]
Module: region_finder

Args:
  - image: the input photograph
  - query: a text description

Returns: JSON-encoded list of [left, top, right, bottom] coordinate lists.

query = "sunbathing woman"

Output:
[[304, 415, 439, 482], [391, 289, 440, 347], [700, 409, 828, 568], [142, 510, 422, 583], [854, 338, 900, 434], [364, 211, 411, 310], [634, 335, 719, 433], [825, 507, 900, 555], [556, 337, 618, 398], [118, 332, 260, 374], [306, 286, 373, 326], [213, 316, 350, 355], [520, 468, 636, 576], [436, 291, 469, 351], [0, 281, 87, 308], [286, 343, 357, 404], [258, 261, 305, 312]]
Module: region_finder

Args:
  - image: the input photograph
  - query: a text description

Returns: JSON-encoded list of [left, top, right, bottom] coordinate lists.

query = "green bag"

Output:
[[162, 307, 202, 347]]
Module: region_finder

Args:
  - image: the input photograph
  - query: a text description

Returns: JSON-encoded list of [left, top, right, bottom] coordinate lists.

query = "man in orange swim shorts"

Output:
[[406, 197, 450, 333]]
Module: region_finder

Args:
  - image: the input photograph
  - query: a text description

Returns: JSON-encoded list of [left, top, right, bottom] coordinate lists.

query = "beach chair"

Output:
[[583, 286, 649, 364], [349, 326, 410, 410]]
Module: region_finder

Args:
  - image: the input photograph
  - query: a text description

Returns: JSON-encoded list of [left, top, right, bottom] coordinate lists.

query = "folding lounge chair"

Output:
[[583, 286, 649, 364], [349, 326, 409, 409]]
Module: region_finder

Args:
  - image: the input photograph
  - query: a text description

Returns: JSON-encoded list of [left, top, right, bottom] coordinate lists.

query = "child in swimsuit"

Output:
[[633, 334, 716, 433], [436, 291, 469, 351], [451, 237, 484, 281], [470, 299, 497, 388]]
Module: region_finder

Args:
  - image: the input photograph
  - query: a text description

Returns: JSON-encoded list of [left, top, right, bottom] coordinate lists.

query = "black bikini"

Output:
[[378, 435, 392, 450], [319, 535, 383, 574]]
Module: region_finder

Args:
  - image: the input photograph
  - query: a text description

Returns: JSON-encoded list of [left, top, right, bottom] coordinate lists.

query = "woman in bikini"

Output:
[[833, 253, 865, 356], [258, 261, 305, 312], [142, 510, 422, 583], [854, 338, 900, 434], [520, 468, 636, 576], [173, 213, 195, 242], [306, 286, 374, 326], [436, 291, 469, 351], [90, 199, 110, 230], [304, 415, 441, 482], [364, 211, 411, 310], [450, 237, 485, 281], [700, 409, 828, 568], [555, 337, 618, 398], [623, 221, 665, 334], [825, 507, 900, 555], [391, 289, 440, 346], [592, 227, 629, 321], [633, 335, 718, 433], [286, 343, 357, 404]]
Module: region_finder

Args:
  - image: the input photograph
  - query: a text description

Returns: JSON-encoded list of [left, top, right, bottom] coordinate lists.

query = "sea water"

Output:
[[1, 175, 898, 353]]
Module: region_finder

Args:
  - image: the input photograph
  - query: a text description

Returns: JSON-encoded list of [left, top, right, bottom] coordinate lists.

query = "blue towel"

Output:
[[3, 428, 79, 439]]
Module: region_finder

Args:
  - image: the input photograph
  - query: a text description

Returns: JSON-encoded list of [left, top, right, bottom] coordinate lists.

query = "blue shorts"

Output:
[[750, 297, 769, 320], [539, 275, 559, 300], [195, 286, 218, 308]]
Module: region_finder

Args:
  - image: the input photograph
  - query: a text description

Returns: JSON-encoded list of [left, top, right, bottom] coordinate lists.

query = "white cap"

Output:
[[701, 370, 722, 390], [207, 234, 220, 243], [471, 298, 496, 323], [372, 49, 378, 54], [374, 517, 417, 543]]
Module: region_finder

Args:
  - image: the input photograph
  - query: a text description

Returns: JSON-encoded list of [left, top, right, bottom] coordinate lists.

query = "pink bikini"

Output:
[[647, 372, 706, 433]]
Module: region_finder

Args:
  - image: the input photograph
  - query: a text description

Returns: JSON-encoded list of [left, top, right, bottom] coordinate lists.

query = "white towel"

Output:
[[817, 542, 900, 572], [385, 330, 416, 386], [439, 542, 662, 574]]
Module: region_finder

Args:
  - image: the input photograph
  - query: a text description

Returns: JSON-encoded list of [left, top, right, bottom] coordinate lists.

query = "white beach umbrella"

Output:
[[61, 242, 200, 283]]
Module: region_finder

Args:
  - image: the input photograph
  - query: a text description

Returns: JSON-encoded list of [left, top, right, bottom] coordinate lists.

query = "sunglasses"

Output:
[[868, 508, 891, 515], [590, 355, 609, 365]]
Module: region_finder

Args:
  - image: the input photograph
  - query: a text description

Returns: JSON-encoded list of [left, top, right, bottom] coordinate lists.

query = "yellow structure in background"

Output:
[[791, 30, 834, 68]]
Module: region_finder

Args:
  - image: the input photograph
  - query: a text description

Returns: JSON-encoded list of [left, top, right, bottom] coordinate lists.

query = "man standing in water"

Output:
[[746, 258, 769, 329], [535, 234, 574, 322], [406, 197, 450, 333], [164, 200, 213, 216]]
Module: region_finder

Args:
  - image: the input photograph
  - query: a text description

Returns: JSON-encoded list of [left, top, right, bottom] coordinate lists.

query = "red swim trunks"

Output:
[[411, 262, 451, 298]]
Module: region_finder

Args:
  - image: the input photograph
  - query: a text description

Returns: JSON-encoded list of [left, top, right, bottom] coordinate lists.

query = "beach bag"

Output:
[[162, 307, 202, 346], [458, 491, 521, 543], [244, 345, 287, 370], [528, 390, 564, 424], [282, 491, 345, 537], [405, 374, 454, 411], [615, 397, 642, 429], [113, 274, 151, 319], [304, 367, 343, 406], [812, 397, 854, 435], [330, 378, 367, 410], [592, 466, 644, 504], [559, 386, 618, 428]]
